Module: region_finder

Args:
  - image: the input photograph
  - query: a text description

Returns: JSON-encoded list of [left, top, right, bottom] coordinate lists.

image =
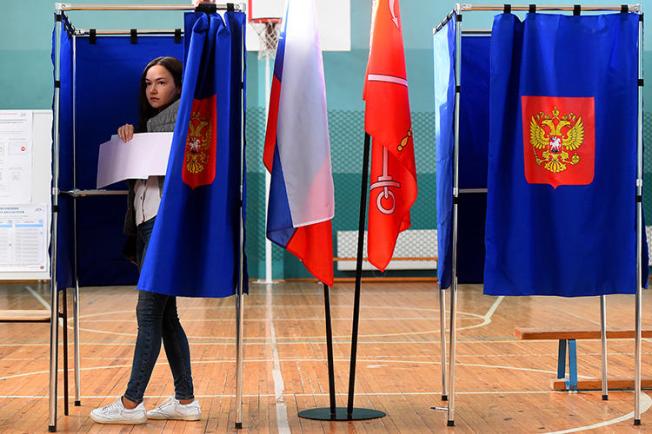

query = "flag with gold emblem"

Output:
[[485, 12, 646, 296], [138, 10, 248, 297]]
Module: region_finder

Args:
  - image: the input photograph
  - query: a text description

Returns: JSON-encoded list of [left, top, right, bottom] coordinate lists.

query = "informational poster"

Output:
[[0, 111, 33, 204], [0, 204, 48, 272]]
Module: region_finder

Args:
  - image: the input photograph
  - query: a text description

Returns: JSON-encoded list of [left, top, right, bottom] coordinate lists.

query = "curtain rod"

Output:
[[435, 3, 640, 34], [434, 8, 457, 35], [460, 4, 640, 12], [75, 29, 182, 35], [461, 29, 491, 35], [55, 3, 244, 12], [61, 189, 128, 197]]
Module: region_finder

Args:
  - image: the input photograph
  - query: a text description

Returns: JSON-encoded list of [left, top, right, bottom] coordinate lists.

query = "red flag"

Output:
[[364, 0, 417, 271]]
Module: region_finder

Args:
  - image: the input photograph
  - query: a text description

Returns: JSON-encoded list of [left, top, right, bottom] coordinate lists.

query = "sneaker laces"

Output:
[[156, 397, 177, 411], [99, 399, 123, 415]]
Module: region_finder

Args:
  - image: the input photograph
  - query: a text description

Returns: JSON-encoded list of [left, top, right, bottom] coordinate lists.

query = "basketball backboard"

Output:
[[248, 0, 284, 21], [246, 0, 351, 52]]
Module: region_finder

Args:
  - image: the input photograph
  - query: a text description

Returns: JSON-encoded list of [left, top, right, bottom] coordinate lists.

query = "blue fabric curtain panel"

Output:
[[457, 36, 490, 284], [54, 20, 183, 286], [434, 16, 456, 290], [137, 11, 248, 298], [485, 13, 647, 297], [52, 15, 75, 290], [434, 18, 491, 288]]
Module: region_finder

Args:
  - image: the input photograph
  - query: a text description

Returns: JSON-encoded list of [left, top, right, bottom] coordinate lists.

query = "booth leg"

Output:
[[48, 284, 59, 432], [439, 288, 448, 401], [599, 295, 609, 400], [73, 282, 81, 406], [61, 288, 69, 416]]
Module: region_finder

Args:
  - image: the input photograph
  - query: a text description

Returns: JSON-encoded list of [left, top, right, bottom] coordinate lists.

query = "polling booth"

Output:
[[433, 4, 646, 427], [50, 4, 247, 431], [61, 20, 185, 287]]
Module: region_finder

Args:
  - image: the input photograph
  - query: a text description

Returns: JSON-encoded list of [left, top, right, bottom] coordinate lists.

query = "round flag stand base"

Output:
[[298, 407, 386, 421]]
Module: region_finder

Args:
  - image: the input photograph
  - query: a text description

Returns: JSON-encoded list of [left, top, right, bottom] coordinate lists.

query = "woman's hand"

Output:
[[118, 124, 135, 142]]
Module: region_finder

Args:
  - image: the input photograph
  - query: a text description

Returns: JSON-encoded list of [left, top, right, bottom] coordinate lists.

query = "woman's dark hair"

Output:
[[138, 56, 183, 130]]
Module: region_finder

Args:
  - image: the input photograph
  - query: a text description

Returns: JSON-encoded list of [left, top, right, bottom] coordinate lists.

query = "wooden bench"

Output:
[[0, 309, 50, 323], [515, 327, 652, 392]]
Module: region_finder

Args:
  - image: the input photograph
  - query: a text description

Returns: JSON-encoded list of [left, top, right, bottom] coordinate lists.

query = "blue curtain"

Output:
[[138, 11, 248, 297], [52, 15, 75, 290], [457, 36, 490, 284], [434, 17, 456, 289], [55, 26, 184, 286], [485, 13, 645, 296], [434, 21, 490, 288]]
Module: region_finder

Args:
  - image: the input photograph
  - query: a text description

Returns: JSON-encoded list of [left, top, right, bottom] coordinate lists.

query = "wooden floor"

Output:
[[1, 281, 652, 433]]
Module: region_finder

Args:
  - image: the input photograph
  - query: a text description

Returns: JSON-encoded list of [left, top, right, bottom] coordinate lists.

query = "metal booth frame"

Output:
[[433, 2, 645, 428], [50, 2, 247, 431]]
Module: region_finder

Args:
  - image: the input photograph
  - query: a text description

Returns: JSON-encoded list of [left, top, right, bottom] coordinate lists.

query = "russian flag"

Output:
[[263, 0, 335, 286]]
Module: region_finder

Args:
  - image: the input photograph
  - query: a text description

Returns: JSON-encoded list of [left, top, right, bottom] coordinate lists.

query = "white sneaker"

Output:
[[90, 397, 147, 424], [147, 396, 201, 421]]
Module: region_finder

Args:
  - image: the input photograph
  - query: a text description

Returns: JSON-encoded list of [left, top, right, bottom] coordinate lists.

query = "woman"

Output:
[[90, 57, 201, 424]]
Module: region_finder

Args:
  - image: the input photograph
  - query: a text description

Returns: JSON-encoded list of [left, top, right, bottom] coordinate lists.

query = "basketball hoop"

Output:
[[251, 17, 281, 59]]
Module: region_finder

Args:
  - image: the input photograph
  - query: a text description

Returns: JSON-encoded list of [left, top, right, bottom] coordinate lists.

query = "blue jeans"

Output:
[[124, 218, 194, 404]]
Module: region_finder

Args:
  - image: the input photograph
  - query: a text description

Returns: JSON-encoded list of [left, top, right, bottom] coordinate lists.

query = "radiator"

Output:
[[647, 227, 652, 266], [337, 227, 652, 272]]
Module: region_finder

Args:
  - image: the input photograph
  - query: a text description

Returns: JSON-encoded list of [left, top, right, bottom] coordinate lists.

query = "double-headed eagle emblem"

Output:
[[185, 110, 212, 174], [528, 106, 585, 173]]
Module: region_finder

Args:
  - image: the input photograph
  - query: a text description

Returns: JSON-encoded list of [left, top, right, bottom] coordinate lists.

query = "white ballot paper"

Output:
[[96, 132, 173, 188]]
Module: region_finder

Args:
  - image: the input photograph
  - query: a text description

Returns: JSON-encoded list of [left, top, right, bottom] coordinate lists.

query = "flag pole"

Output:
[[347, 132, 371, 416], [297, 283, 341, 420], [323, 284, 337, 415], [346, 133, 385, 420], [263, 55, 274, 284], [300, 134, 385, 422], [634, 6, 644, 425]]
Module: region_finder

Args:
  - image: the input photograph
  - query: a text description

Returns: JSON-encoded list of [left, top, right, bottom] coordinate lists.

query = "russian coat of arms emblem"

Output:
[[521, 96, 595, 188]]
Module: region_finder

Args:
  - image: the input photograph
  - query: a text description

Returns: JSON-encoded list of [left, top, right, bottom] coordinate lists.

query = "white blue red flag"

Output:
[[264, 0, 335, 286]]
